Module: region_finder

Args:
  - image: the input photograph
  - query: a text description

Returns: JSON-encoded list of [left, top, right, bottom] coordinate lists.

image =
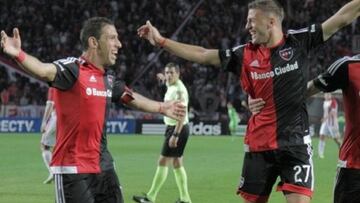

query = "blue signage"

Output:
[[106, 119, 135, 134], [0, 118, 135, 134], [0, 118, 41, 133]]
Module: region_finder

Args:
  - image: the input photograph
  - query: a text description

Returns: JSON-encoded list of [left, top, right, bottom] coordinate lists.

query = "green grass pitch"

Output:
[[0, 134, 339, 203]]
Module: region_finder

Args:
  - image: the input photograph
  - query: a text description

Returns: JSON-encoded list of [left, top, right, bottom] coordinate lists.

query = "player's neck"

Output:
[[81, 51, 105, 71], [264, 28, 283, 48]]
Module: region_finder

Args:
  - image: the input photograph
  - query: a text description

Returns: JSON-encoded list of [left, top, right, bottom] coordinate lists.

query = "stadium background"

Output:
[[0, 0, 354, 202]]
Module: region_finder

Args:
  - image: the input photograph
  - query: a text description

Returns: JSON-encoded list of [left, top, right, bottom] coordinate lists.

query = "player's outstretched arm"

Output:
[[322, 0, 360, 41], [137, 20, 221, 67], [124, 91, 186, 121], [1, 28, 56, 81]]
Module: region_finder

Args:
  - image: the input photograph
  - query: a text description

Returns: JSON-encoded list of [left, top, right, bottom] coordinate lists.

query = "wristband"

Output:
[[172, 132, 179, 137], [15, 49, 26, 63], [158, 38, 167, 48], [120, 86, 134, 104]]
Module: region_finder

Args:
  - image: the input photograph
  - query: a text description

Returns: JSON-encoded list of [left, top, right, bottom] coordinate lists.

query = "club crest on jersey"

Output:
[[279, 47, 293, 61], [107, 75, 114, 88]]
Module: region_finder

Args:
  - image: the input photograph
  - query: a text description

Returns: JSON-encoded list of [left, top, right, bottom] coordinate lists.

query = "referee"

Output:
[[133, 63, 191, 203]]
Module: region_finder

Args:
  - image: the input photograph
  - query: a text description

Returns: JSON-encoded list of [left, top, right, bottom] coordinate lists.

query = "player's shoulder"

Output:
[[54, 57, 79, 65], [287, 24, 319, 36], [177, 80, 187, 88], [327, 55, 360, 75], [177, 80, 189, 94], [53, 57, 80, 70]]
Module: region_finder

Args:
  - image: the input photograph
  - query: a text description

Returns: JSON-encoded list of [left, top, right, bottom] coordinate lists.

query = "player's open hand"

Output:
[[169, 135, 179, 148], [162, 100, 186, 121], [137, 20, 164, 47], [1, 28, 22, 58], [248, 96, 265, 114]]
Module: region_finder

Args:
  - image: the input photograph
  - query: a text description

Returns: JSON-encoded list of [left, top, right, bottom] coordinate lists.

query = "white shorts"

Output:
[[319, 122, 339, 138], [41, 115, 56, 147]]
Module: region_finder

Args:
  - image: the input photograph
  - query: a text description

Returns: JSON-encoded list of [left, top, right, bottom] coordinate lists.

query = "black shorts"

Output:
[[161, 124, 189, 157], [334, 168, 360, 203], [237, 144, 313, 202], [54, 168, 123, 203]]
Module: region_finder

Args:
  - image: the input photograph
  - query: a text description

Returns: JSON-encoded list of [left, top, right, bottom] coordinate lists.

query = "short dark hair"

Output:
[[248, 0, 284, 22], [80, 17, 114, 50], [165, 62, 180, 73]]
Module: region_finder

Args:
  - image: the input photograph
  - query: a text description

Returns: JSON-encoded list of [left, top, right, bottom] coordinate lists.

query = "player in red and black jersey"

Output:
[[251, 54, 360, 203], [307, 55, 360, 203], [137, 0, 360, 202], [1, 17, 186, 203]]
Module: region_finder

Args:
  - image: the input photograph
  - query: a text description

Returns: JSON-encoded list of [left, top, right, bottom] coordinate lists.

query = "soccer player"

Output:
[[40, 87, 57, 184], [133, 62, 191, 203], [318, 93, 341, 159], [227, 101, 240, 136], [308, 55, 360, 203], [137, 0, 360, 202], [1, 17, 185, 203], [251, 55, 360, 203]]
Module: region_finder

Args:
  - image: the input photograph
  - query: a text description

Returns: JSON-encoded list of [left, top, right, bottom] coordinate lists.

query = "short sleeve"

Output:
[[111, 79, 126, 103], [218, 45, 245, 76], [287, 24, 324, 53], [50, 57, 79, 90], [313, 57, 349, 92]]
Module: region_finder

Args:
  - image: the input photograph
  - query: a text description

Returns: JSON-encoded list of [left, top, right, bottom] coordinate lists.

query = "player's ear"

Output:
[[268, 17, 275, 29], [88, 36, 98, 49]]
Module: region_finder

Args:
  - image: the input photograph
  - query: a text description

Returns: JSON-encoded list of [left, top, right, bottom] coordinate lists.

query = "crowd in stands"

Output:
[[0, 0, 358, 120]]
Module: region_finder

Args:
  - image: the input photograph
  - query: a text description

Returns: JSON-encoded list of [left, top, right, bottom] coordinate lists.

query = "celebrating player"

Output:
[[137, 0, 360, 202], [1, 17, 186, 203]]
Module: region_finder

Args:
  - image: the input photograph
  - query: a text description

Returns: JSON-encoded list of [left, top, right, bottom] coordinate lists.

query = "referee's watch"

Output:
[[172, 132, 179, 137]]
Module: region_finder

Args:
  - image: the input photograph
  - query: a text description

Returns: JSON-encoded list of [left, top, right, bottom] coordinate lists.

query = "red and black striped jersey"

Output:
[[49, 56, 126, 174], [314, 55, 360, 169], [219, 24, 324, 152]]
